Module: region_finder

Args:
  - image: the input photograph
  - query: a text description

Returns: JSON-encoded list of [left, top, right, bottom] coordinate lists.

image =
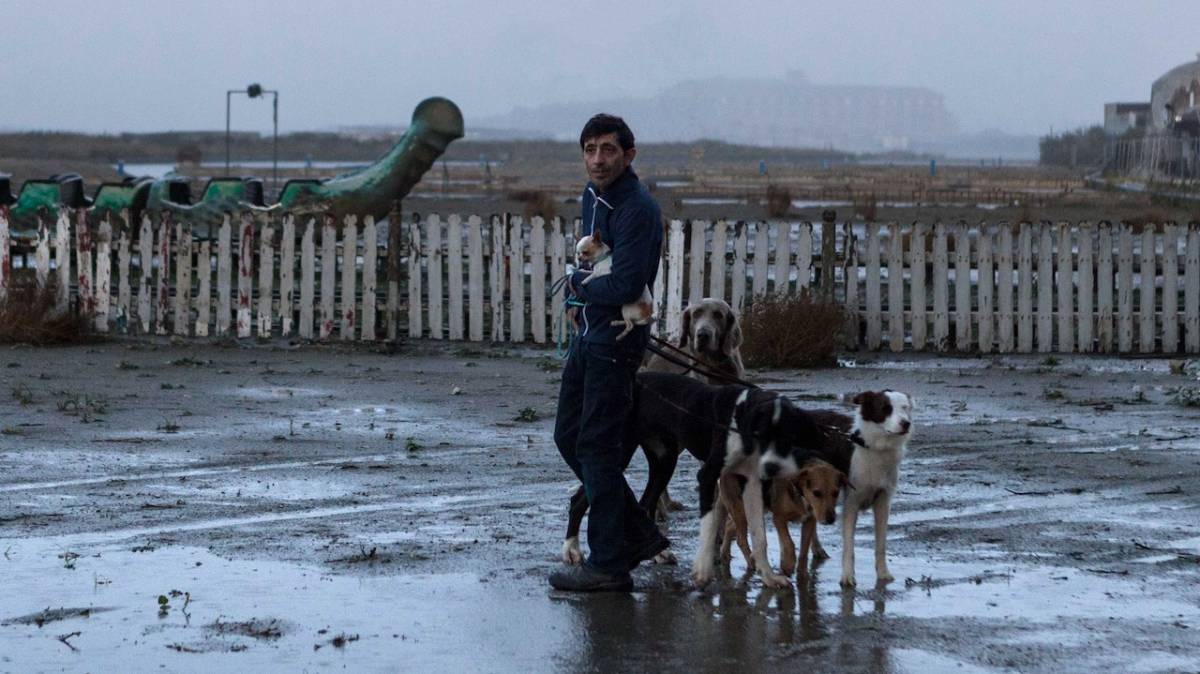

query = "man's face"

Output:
[[582, 132, 636, 191]]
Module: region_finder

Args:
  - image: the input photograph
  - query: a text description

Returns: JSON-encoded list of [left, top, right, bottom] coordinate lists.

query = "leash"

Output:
[[644, 336, 760, 389]]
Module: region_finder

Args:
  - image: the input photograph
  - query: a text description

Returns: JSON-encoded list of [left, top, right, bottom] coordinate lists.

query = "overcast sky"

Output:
[[1, 0, 1197, 137]]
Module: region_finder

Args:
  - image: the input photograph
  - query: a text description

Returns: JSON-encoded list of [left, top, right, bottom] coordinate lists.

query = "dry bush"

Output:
[[765, 185, 792, 218], [739, 290, 844, 368], [0, 280, 92, 345], [853, 193, 877, 221]]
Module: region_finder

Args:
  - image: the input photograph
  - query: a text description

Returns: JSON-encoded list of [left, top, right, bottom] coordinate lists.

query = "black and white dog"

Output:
[[562, 372, 837, 588]]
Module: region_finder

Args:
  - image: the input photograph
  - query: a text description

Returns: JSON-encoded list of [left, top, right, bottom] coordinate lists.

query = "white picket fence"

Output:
[[2, 208, 1199, 354]]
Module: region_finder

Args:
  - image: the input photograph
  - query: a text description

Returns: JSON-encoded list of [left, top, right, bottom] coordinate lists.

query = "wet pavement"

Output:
[[1, 341, 1199, 672]]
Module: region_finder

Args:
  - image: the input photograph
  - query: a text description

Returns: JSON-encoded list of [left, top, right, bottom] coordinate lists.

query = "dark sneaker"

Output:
[[549, 564, 633, 592], [625, 534, 670, 571]]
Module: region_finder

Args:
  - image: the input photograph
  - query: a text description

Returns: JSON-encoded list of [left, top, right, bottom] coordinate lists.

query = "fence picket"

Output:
[[55, 212, 70, 312], [341, 216, 358, 340], [216, 216, 231, 336], [490, 215, 505, 341], [1140, 227, 1156, 353], [731, 223, 747, 313], [157, 215, 171, 335], [977, 225, 993, 353], [865, 222, 881, 350], [447, 214, 464, 340], [299, 218, 315, 340], [196, 240, 211, 337], [509, 216, 524, 343], [236, 214, 253, 338], [997, 223, 1013, 353], [1036, 224, 1052, 352], [843, 221, 859, 347], [362, 215, 377, 341], [321, 216, 337, 339], [910, 223, 927, 350], [887, 222, 904, 352], [1098, 223, 1114, 352], [280, 215, 295, 336], [35, 219, 50, 290], [0, 211, 7, 300], [775, 221, 791, 295], [752, 222, 769, 298], [955, 223, 972, 351], [1017, 223, 1033, 352], [1117, 224, 1133, 353], [689, 220, 706, 304], [116, 219, 130, 332], [932, 223, 949, 351], [76, 209, 94, 320], [469, 215, 485, 342], [797, 222, 812, 291], [1186, 223, 1200, 353], [709, 220, 727, 301], [425, 214, 442, 339], [667, 220, 685, 340], [258, 220, 274, 337], [1078, 224, 1094, 352], [1162, 223, 1179, 352], [530, 216, 546, 343], [1056, 223, 1073, 352], [95, 218, 112, 332]]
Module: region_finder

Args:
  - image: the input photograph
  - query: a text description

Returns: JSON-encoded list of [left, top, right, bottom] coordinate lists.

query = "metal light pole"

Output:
[[225, 83, 279, 186]]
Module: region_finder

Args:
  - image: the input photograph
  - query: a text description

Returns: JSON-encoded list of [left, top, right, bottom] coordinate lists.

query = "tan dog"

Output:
[[574, 229, 654, 340], [720, 460, 850, 577]]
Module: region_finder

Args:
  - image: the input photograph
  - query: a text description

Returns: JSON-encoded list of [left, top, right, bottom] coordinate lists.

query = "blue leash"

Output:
[[549, 273, 585, 359]]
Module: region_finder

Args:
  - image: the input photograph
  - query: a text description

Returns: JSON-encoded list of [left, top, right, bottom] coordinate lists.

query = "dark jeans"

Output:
[[554, 337, 660, 574]]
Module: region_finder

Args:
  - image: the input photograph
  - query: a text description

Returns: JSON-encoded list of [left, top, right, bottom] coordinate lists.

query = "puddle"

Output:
[[0, 543, 575, 671]]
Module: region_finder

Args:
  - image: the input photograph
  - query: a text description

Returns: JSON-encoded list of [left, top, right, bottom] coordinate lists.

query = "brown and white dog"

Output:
[[719, 459, 850, 577], [643, 298, 744, 383], [574, 230, 654, 340]]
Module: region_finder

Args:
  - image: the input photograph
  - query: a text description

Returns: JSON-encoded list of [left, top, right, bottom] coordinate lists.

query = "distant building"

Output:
[[1150, 53, 1200, 135], [1103, 102, 1149, 136]]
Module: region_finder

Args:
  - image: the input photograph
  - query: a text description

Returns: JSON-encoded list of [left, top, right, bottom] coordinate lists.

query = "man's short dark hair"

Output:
[[579, 114, 635, 151]]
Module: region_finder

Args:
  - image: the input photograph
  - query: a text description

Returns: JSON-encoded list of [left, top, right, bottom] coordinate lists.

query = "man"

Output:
[[549, 114, 667, 592]]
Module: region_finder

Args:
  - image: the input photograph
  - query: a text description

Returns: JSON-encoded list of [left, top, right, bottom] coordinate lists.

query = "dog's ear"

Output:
[[679, 305, 693, 347], [851, 392, 866, 406], [721, 310, 743, 356]]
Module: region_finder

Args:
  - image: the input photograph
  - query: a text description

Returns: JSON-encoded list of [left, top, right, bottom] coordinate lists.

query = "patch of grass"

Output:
[[1172, 387, 1200, 408], [1042, 386, 1065, 400], [1, 426, 23, 436], [56, 393, 108, 417], [514, 407, 539, 422], [739, 289, 844, 368], [535, 357, 561, 372], [1041, 355, 1060, 367], [116, 360, 139, 371], [168, 357, 208, 367], [11, 385, 33, 406], [157, 419, 182, 433], [0, 280, 92, 345], [404, 437, 422, 452]]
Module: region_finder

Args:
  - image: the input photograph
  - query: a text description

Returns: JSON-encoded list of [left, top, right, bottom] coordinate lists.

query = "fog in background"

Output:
[[0, 0, 1197, 141]]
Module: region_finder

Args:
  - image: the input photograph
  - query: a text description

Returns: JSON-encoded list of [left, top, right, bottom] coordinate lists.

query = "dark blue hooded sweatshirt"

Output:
[[569, 166, 663, 346]]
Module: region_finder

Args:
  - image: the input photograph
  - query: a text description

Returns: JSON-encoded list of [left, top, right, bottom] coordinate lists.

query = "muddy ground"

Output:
[[1, 339, 1199, 673]]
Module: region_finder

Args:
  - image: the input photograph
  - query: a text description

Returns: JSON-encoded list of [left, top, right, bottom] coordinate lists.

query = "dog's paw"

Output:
[[653, 550, 677, 565], [561, 537, 583, 565], [692, 559, 715, 588], [812, 545, 829, 562], [839, 573, 857, 588], [760, 570, 791, 589], [876, 568, 895, 584]]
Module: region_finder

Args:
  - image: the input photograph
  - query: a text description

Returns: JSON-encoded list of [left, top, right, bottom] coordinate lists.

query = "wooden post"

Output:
[[797, 222, 812, 291], [1098, 223, 1114, 353], [910, 223, 927, 350], [236, 213, 253, 339], [426, 214, 443, 339], [340, 215, 358, 340], [386, 201, 402, 341], [156, 213, 171, 335], [0, 209, 7, 301], [489, 214, 505, 341], [55, 211, 71, 312], [1056, 222, 1073, 352], [775, 221, 791, 295], [709, 219, 727, 301], [752, 221, 769, 298], [116, 216, 131, 333], [820, 210, 836, 300], [216, 215, 232, 337], [548, 217, 564, 345], [95, 218, 112, 332], [864, 222, 881, 350], [173, 220, 189, 336], [843, 221, 859, 348], [196, 239, 211, 337], [35, 219, 50, 290], [1185, 222, 1200, 353]]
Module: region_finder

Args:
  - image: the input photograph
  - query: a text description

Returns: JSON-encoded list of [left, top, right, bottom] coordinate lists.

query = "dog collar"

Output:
[[849, 430, 867, 448]]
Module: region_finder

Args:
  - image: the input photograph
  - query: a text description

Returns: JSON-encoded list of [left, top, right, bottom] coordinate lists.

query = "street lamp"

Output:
[[225, 83, 279, 187]]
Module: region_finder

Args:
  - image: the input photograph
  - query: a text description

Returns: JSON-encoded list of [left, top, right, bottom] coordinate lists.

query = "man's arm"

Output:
[[570, 205, 657, 306]]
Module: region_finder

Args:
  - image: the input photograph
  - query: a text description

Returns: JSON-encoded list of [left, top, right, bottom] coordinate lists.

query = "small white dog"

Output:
[[839, 390, 915, 588], [574, 230, 654, 340]]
